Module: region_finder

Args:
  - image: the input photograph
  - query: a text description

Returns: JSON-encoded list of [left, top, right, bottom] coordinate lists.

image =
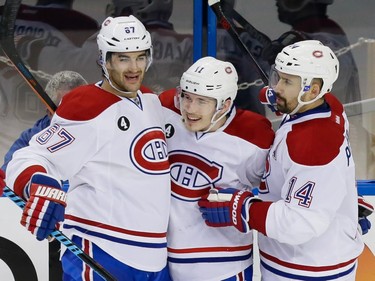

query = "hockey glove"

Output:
[[0, 169, 5, 196], [358, 195, 374, 235], [21, 172, 67, 241], [261, 30, 308, 65], [198, 188, 261, 233], [258, 86, 282, 115]]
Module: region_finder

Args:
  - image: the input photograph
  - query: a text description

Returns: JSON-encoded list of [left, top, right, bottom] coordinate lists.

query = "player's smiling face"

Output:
[[106, 51, 147, 96], [180, 91, 217, 132]]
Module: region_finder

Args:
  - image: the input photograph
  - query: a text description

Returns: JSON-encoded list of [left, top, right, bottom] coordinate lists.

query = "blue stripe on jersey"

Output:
[[64, 224, 167, 248], [223, 264, 253, 281], [168, 252, 252, 264], [261, 260, 356, 280], [62, 236, 172, 281]]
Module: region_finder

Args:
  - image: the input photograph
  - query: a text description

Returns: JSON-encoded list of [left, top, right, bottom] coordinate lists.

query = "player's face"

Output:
[[106, 51, 147, 96], [273, 71, 302, 114], [180, 92, 217, 132]]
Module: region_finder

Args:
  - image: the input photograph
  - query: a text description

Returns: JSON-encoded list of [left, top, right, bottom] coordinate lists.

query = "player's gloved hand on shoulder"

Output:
[[358, 195, 374, 235], [21, 172, 67, 241], [198, 188, 261, 233], [258, 86, 282, 116], [0, 169, 5, 196]]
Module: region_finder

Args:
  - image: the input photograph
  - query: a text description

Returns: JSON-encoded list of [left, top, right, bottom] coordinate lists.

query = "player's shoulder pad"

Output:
[[159, 88, 180, 114], [287, 98, 345, 166], [224, 109, 275, 149], [56, 84, 121, 121]]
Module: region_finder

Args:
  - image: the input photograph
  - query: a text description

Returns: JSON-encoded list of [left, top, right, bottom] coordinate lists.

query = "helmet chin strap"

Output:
[[288, 89, 321, 115], [201, 106, 231, 133]]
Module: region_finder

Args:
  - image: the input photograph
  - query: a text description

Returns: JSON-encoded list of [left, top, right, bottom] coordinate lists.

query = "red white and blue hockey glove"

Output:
[[258, 86, 282, 116], [198, 188, 261, 233], [358, 195, 374, 235], [21, 172, 67, 241], [0, 169, 5, 196]]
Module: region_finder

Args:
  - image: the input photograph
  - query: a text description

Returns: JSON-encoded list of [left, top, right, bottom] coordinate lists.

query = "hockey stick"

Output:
[[0, 0, 56, 114], [3, 186, 117, 281], [208, 0, 269, 85], [228, 8, 272, 49]]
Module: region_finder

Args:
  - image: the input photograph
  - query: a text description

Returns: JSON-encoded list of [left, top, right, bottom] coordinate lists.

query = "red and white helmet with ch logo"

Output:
[[274, 40, 339, 102], [180, 56, 238, 111], [97, 15, 153, 72]]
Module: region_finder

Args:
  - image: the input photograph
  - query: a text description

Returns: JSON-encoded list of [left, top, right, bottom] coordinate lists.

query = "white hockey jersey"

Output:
[[6, 84, 171, 272], [159, 90, 274, 281], [250, 94, 364, 280]]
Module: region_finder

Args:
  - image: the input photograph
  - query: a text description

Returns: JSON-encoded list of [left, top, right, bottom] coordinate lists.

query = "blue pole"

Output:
[[207, 3, 217, 57], [193, 0, 203, 62]]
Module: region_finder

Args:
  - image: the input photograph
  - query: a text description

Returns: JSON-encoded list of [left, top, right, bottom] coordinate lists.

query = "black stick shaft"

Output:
[[208, 0, 269, 85]]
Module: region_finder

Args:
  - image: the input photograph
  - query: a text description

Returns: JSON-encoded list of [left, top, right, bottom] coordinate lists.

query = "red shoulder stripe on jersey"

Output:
[[224, 109, 275, 149], [325, 93, 344, 117], [14, 165, 46, 198], [249, 201, 272, 235], [287, 117, 344, 166], [159, 88, 180, 114], [56, 85, 121, 121]]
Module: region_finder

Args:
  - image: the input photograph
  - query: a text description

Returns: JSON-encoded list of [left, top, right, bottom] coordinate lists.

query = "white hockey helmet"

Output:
[[97, 16, 153, 71], [110, 0, 173, 21], [180, 56, 238, 111], [277, 0, 334, 13], [272, 40, 339, 114]]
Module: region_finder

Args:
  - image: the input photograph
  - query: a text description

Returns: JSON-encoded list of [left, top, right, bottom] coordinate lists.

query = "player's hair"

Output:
[[45, 71, 87, 105]]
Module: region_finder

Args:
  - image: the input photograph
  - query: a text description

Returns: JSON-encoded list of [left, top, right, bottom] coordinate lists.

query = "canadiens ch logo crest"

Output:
[[169, 150, 223, 201], [130, 127, 169, 174]]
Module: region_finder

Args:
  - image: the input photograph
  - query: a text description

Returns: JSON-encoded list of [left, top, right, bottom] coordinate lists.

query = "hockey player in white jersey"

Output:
[[159, 57, 274, 280], [199, 41, 364, 280], [6, 16, 171, 281]]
